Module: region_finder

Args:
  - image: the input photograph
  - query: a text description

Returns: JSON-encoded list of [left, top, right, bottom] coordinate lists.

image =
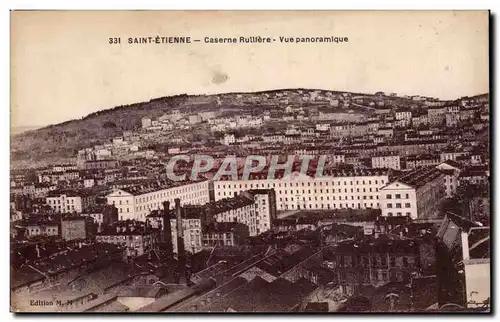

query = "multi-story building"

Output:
[[405, 154, 440, 170], [51, 164, 79, 172], [95, 222, 157, 257], [377, 127, 394, 138], [377, 140, 447, 156], [330, 238, 436, 296], [440, 151, 470, 163], [435, 161, 462, 198], [222, 133, 236, 145], [242, 189, 277, 234], [214, 170, 388, 212], [106, 179, 210, 221], [146, 204, 205, 254], [21, 183, 53, 198], [80, 159, 120, 170], [395, 110, 412, 122], [25, 220, 60, 238], [458, 166, 489, 186], [141, 117, 152, 129], [436, 212, 490, 309], [46, 190, 95, 213], [371, 154, 401, 170], [61, 216, 93, 241], [81, 204, 119, 229], [427, 106, 446, 126], [329, 123, 369, 139], [38, 170, 80, 184], [379, 167, 446, 220], [446, 107, 461, 127], [210, 190, 276, 236], [328, 154, 346, 165], [411, 113, 429, 128], [202, 222, 250, 248], [147, 188, 276, 243]]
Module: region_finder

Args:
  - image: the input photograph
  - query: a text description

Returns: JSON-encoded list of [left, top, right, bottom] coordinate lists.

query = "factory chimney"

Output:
[[175, 198, 187, 284], [162, 201, 173, 261]]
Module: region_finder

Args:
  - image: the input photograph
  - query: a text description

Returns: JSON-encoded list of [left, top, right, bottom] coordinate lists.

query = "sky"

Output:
[[10, 10, 489, 127]]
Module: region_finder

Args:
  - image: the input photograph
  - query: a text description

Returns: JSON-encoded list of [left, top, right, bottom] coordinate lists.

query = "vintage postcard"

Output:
[[10, 10, 490, 313]]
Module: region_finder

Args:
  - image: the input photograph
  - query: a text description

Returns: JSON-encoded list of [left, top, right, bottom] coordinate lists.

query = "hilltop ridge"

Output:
[[10, 88, 488, 168]]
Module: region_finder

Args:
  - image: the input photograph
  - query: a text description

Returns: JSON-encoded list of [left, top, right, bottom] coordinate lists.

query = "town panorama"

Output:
[[10, 89, 490, 312]]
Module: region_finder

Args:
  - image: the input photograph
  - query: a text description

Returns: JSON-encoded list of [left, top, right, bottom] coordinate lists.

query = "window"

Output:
[[387, 203, 392, 208], [405, 203, 411, 208], [395, 194, 401, 199], [396, 203, 401, 208], [386, 194, 392, 199]]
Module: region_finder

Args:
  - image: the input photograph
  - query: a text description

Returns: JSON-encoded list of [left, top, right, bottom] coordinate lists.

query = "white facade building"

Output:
[[141, 117, 152, 128], [371, 155, 401, 170], [395, 111, 412, 121], [214, 171, 388, 211], [106, 180, 210, 221], [435, 161, 462, 198], [211, 190, 275, 236], [46, 192, 91, 213], [222, 133, 236, 145], [379, 167, 446, 220]]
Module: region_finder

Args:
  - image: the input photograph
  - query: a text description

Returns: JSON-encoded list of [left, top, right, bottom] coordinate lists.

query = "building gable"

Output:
[[380, 180, 414, 191], [106, 189, 133, 198]]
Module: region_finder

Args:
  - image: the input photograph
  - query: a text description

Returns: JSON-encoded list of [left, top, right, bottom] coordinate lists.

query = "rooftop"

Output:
[[119, 178, 207, 196], [390, 167, 445, 189], [199, 276, 316, 312]]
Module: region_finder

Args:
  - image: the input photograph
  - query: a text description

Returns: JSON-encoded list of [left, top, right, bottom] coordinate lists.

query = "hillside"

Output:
[[10, 89, 340, 166], [10, 94, 192, 166], [10, 89, 485, 168]]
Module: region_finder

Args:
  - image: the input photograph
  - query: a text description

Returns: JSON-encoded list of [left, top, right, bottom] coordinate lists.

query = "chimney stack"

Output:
[[35, 244, 40, 258], [162, 201, 173, 261], [175, 198, 187, 284]]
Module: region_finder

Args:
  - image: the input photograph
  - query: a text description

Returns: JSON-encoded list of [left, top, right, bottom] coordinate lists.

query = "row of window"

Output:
[[385, 193, 410, 199], [218, 188, 379, 198], [386, 212, 412, 217], [386, 202, 412, 209], [134, 190, 207, 203], [28, 228, 58, 234], [47, 198, 77, 204], [280, 203, 379, 210], [216, 179, 385, 190], [279, 195, 377, 202], [98, 235, 143, 241], [113, 197, 209, 213], [50, 205, 77, 211], [340, 255, 413, 268]]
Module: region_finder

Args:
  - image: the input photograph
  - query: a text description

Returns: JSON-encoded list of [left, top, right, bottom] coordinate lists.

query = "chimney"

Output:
[[35, 244, 41, 258], [175, 198, 187, 284], [162, 201, 173, 261]]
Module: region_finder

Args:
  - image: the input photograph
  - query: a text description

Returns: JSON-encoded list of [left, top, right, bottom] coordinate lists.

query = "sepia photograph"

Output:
[[9, 10, 491, 313]]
